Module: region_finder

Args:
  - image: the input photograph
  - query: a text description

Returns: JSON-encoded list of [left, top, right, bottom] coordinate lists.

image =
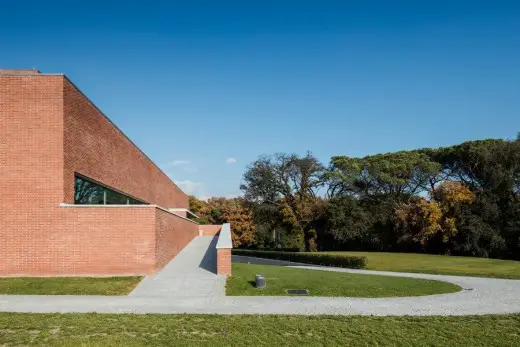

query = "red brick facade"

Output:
[[0, 71, 198, 276], [58, 206, 157, 275], [199, 225, 222, 236], [217, 249, 232, 276], [155, 208, 199, 270], [62, 78, 188, 208]]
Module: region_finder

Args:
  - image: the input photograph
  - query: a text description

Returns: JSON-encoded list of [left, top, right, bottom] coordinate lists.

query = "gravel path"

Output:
[[0, 252, 519, 316]]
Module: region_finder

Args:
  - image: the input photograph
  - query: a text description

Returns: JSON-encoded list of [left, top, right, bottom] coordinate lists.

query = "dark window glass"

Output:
[[106, 188, 128, 205], [128, 197, 143, 205], [74, 175, 148, 205], [75, 177, 104, 204]]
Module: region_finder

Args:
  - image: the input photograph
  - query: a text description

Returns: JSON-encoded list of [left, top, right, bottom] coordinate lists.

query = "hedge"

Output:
[[247, 248, 301, 252], [232, 249, 367, 269]]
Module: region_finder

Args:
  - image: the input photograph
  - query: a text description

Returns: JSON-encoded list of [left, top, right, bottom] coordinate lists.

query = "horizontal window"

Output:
[[74, 175, 148, 205]]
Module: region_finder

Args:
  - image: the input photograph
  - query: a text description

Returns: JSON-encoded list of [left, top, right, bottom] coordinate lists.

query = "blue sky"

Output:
[[2, 1, 519, 198]]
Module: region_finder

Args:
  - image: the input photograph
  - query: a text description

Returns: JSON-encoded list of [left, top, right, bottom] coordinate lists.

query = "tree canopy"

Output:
[[193, 137, 520, 259]]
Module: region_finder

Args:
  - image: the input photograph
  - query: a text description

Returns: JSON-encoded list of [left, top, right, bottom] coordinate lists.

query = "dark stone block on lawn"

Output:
[[287, 289, 309, 295]]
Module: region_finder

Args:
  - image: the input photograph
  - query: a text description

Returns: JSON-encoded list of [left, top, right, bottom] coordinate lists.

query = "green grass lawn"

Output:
[[0, 277, 143, 295], [320, 251, 520, 279], [0, 313, 519, 346], [226, 263, 460, 297]]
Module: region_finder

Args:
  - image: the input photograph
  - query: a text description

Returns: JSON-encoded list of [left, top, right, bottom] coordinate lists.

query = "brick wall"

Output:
[[57, 206, 157, 275], [155, 208, 199, 271], [0, 74, 66, 276], [0, 69, 40, 75], [217, 249, 232, 276], [62, 78, 187, 208], [199, 225, 222, 236], [170, 210, 188, 218], [0, 72, 198, 276]]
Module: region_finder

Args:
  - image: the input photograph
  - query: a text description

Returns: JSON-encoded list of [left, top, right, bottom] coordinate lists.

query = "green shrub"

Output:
[[232, 249, 367, 269], [250, 248, 301, 252]]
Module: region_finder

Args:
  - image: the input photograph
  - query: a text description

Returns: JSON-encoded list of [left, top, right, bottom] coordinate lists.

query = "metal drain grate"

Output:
[[287, 289, 309, 295]]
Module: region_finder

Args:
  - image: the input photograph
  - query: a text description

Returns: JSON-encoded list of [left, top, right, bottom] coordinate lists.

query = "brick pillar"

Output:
[[217, 248, 232, 276]]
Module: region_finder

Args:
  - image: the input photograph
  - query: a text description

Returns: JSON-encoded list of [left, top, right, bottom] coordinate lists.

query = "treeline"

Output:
[[190, 137, 520, 259]]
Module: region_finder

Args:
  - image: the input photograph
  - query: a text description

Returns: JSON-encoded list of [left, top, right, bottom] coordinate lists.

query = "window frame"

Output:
[[74, 173, 149, 205]]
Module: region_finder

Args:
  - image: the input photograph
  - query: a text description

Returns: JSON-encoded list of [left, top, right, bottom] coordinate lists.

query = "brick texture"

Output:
[[58, 206, 157, 275], [217, 248, 232, 276], [62, 78, 187, 208], [0, 69, 40, 75], [0, 72, 197, 276], [0, 74, 66, 276], [199, 225, 222, 236], [155, 208, 199, 271]]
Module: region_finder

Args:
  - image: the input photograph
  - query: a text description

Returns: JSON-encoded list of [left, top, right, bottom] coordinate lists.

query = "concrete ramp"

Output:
[[130, 236, 226, 298]]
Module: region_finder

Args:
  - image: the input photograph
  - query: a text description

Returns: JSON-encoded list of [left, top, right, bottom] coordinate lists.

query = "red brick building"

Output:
[[0, 69, 203, 276]]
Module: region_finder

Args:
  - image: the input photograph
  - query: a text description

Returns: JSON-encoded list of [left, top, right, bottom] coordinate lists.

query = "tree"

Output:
[[195, 136, 520, 259], [452, 204, 505, 258], [436, 139, 520, 195], [189, 196, 257, 247], [436, 140, 520, 257], [241, 152, 324, 203], [218, 198, 256, 248], [324, 150, 442, 253], [391, 181, 477, 253], [432, 181, 475, 209], [326, 150, 441, 201], [393, 198, 444, 248], [188, 195, 213, 224], [241, 152, 325, 250], [325, 196, 372, 249], [250, 203, 283, 248]]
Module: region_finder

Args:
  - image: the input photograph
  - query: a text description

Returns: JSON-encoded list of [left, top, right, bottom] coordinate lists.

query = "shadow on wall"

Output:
[[199, 237, 218, 274]]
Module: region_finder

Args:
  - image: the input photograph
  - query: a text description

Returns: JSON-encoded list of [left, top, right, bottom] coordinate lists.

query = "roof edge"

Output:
[[61, 74, 188, 199]]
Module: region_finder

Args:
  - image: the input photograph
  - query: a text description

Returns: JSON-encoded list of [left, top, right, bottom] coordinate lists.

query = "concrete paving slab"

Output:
[[130, 236, 226, 298]]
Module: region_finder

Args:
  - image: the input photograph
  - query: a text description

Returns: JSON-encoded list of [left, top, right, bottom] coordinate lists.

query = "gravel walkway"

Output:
[[0, 253, 519, 316]]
